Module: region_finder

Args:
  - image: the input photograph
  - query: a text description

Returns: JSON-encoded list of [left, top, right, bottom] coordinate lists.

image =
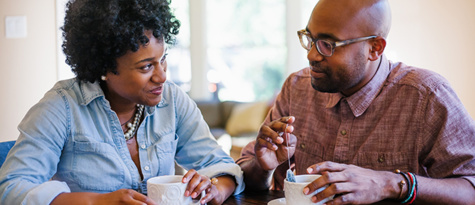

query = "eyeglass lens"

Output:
[[301, 34, 332, 56]]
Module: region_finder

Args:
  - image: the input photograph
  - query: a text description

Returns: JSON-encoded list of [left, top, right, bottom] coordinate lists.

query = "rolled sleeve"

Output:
[[463, 176, 475, 189], [197, 163, 244, 195], [22, 181, 70, 205]]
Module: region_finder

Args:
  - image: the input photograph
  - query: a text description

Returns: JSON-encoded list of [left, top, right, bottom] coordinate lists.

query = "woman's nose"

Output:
[[151, 64, 166, 83]]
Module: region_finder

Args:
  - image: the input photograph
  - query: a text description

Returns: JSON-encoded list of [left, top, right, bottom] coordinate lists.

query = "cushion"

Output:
[[196, 101, 223, 128], [225, 101, 268, 136], [0, 140, 16, 168]]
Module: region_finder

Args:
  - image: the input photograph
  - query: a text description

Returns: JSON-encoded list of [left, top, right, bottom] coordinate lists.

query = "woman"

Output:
[[0, 0, 243, 204]]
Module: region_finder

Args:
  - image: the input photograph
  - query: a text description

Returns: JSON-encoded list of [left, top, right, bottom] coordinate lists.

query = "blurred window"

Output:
[[152, 0, 318, 102], [205, 0, 286, 102], [168, 0, 191, 92]]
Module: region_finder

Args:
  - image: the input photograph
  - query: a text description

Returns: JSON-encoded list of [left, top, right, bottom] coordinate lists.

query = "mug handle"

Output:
[[190, 190, 207, 205]]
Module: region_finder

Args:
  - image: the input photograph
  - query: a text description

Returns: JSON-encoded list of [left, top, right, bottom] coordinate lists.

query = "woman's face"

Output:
[[103, 30, 168, 107]]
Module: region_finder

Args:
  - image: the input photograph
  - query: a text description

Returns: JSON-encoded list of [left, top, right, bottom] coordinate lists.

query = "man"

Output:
[[237, 0, 475, 204]]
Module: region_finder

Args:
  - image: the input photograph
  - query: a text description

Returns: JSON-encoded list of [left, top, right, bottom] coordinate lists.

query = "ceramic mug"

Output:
[[284, 174, 333, 205], [147, 175, 204, 205]]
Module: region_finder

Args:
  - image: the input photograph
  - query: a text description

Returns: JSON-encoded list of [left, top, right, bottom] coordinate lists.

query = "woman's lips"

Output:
[[150, 87, 163, 95]]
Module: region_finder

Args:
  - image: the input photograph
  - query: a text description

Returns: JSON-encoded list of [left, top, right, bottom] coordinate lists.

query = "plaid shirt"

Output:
[[237, 55, 475, 190]]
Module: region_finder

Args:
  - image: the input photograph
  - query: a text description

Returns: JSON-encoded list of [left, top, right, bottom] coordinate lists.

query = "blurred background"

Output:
[[1, 0, 475, 142]]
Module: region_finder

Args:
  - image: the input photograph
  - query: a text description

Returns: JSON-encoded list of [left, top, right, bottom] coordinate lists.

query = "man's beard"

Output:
[[310, 52, 367, 93]]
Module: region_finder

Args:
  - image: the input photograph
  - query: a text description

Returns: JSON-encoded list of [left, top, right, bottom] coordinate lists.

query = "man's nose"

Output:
[[307, 44, 324, 62]]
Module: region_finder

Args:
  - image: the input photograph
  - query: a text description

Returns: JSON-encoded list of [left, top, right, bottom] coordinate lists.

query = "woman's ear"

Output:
[[369, 36, 386, 61]]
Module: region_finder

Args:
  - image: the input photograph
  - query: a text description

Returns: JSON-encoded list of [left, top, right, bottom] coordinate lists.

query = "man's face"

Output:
[[306, 2, 374, 96]]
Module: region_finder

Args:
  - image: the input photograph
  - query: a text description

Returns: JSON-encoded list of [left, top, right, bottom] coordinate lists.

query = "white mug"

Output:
[[147, 175, 204, 205], [284, 174, 333, 205]]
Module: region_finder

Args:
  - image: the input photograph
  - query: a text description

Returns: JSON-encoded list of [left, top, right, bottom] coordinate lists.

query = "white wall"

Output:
[[0, 0, 474, 142], [386, 0, 475, 118], [0, 0, 57, 142]]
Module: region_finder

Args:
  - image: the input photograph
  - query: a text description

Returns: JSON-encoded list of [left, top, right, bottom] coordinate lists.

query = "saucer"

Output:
[[268, 197, 285, 205]]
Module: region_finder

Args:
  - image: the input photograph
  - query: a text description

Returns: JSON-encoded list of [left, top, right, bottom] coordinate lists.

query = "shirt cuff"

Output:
[[22, 180, 70, 205], [197, 163, 245, 195], [463, 176, 475, 189]]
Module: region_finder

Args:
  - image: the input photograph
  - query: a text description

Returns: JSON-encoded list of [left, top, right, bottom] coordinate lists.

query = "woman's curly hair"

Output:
[[62, 0, 180, 83]]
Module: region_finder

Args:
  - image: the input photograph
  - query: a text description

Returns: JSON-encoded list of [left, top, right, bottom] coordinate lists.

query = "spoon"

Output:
[[283, 124, 296, 182]]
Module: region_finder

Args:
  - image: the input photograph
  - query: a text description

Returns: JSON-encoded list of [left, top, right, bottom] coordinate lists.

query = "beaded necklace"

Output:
[[123, 104, 144, 141]]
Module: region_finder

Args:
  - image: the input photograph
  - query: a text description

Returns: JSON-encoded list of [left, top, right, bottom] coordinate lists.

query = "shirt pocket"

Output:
[[294, 136, 325, 174], [72, 140, 125, 191], [152, 131, 178, 175], [355, 152, 409, 172]]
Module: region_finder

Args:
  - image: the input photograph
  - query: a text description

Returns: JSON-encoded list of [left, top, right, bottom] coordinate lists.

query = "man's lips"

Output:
[[310, 68, 326, 79]]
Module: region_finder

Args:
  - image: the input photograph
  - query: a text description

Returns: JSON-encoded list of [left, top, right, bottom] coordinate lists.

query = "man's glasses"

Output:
[[297, 29, 377, 57]]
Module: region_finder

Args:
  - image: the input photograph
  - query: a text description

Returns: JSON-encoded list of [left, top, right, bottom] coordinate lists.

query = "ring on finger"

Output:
[[210, 177, 218, 185]]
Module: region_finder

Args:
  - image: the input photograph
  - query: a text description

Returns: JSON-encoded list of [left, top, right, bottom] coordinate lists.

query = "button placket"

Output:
[[334, 100, 353, 163]]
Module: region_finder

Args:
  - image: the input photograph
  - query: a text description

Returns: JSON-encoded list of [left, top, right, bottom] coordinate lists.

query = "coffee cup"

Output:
[[147, 175, 204, 205], [284, 174, 333, 205]]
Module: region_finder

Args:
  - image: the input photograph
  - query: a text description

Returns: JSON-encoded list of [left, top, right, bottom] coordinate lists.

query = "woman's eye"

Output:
[[160, 53, 168, 64], [142, 64, 154, 71]]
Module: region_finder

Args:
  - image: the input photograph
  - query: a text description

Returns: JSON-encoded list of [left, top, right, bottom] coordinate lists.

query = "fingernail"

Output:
[[191, 192, 197, 198], [273, 145, 278, 150], [303, 187, 309, 194], [277, 137, 283, 143], [307, 167, 313, 173], [312, 196, 318, 202], [288, 125, 294, 132], [184, 190, 190, 196]]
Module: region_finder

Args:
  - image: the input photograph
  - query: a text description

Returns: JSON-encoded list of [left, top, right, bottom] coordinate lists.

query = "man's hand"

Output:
[[254, 116, 297, 170], [304, 161, 397, 205]]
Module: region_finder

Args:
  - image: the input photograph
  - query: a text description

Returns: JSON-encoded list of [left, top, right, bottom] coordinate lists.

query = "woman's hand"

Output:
[[51, 189, 157, 205], [183, 169, 221, 204], [254, 116, 296, 170]]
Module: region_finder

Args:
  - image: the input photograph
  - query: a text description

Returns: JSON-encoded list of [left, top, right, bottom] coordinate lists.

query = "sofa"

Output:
[[196, 100, 270, 159]]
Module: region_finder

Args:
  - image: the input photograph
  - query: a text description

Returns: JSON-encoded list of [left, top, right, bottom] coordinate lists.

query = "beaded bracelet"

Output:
[[401, 172, 414, 204], [407, 172, 418, 204], [394, 170, 418, 204]]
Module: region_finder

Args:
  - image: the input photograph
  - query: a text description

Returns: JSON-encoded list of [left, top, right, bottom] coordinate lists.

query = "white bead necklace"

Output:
[[124, 104, 144, 141]]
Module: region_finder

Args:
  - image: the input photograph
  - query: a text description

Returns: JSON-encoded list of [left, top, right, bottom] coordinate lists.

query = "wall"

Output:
[[0, 0, 57, 142], [0, 0, 474, 142], [386, 0, 475, 117]]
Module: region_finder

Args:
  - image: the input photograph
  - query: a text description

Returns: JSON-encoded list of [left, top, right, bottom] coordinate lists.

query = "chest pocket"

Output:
[[294, 136, 325, 174], [355, 152, 409, 172], [152, 131, 178, 175], [72, 140, 125, 191]]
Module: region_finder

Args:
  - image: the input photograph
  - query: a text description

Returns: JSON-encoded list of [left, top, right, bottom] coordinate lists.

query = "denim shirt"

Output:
[[0, 78, 244, 204]]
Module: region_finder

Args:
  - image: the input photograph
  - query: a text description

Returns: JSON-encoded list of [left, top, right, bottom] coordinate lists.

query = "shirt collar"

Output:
[[78, 80, 105, 106], [325, 55, 390, 117]]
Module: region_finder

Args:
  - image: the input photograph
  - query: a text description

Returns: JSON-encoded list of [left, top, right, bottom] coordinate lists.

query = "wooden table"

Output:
[[222, 190, 284, 205], [222, 190, 401, 205]]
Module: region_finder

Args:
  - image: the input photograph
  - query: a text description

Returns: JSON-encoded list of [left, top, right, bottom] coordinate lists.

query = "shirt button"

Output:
[[341, 130, 347, 135], [378, 155, 385, 163], [140, 144, 146, 149], [144, 166, 150, 171], [300, 143, 306, 149]]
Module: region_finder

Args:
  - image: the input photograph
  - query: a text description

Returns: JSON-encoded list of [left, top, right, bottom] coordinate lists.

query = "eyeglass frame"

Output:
[[297, 29, 377, 57]]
